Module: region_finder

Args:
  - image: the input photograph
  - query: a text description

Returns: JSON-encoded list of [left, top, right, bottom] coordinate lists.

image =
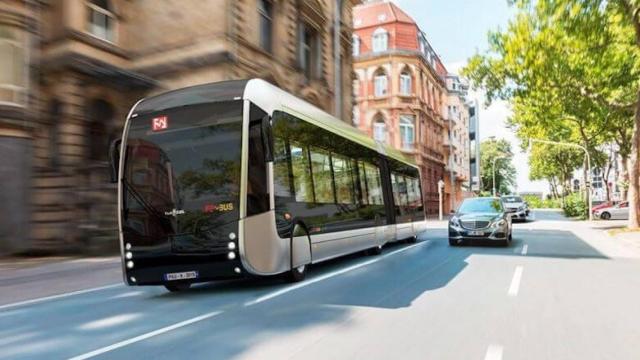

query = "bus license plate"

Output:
[[164, 271, 198, 281], [469, 231, 484, 236]]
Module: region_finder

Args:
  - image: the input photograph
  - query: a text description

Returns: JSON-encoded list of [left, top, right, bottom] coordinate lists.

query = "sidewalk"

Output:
[[0, 256, 121, 306]]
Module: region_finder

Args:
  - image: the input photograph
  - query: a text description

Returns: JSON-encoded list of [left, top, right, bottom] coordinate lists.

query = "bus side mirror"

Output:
[[261, 115, 273, 162], [109, 138, 122, 183]]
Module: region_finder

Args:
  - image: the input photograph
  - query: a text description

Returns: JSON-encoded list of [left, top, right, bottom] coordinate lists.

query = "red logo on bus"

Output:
[[152, 116, 168, 131]]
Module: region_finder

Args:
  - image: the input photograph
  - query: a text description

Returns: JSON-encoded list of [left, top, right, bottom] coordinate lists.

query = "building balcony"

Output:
[[443, 136, 459, 149]]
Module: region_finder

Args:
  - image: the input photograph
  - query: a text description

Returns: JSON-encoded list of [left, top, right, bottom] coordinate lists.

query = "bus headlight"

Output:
[[126, 261, 134, 269], [228, 242, 236, 250], [229, 232, 236, 240], [228, 252, 236, 260], [125, 243, 132, 250], [125, 252, 133, 259]]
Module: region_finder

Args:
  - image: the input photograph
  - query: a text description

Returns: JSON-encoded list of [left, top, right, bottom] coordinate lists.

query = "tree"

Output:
[[480, 139, 516, 195], [463, 0, 639, 226], [528, 143, 584, 205]]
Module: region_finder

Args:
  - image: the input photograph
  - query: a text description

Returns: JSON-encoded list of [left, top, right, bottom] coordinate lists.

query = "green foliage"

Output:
[[522, 194, 562, 209], [479, 139, 516, 194], [563, 192, 587, 219], [463, 0, 638, 188]]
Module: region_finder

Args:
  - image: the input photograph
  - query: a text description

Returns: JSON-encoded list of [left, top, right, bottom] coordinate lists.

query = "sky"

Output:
[[393, 0, 549, 194]]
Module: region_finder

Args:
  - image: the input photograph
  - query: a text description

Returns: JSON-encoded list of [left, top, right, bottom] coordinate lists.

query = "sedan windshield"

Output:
[[501, 196, 523, 203], [458, 198, 503, 214]]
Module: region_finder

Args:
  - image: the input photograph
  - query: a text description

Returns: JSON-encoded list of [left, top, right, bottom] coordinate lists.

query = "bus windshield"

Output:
[[122, 101, 243, 248]]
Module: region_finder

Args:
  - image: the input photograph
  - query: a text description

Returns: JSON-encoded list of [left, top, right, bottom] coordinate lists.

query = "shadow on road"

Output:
[[0, 220, 612, 360]]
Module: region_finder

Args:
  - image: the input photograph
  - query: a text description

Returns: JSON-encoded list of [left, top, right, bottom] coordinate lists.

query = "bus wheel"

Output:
[[368, 245, 383, 256], [289, 265, 307, 282], [164, 283, 191, 292]]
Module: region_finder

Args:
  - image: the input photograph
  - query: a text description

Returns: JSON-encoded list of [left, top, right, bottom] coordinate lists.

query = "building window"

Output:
[[258, 0, 273, 53], [299, 22, 320, 80], [374, 69, 388, 97], [400, 72, 411, 95], [352, 35, 360, 57], [399, 115, 415, 150], [0, 25, 26, 106], [87, 99, 115, 161], [372, 28, 388, 52], [87, 0, 116, 42], [373, 115, 387, 143]]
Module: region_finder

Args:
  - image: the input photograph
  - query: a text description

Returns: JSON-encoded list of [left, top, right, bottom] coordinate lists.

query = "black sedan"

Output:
[[448, 197, 513, 246]]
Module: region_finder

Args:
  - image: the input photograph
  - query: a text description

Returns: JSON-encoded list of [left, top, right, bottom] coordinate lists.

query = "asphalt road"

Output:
[[2, 210, 640, 360]]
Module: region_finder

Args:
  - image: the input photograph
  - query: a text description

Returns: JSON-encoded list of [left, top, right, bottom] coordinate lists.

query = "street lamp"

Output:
[[492, 155, 509, 197], [438, 179, 445, 220], [528, 138, 592, 221]]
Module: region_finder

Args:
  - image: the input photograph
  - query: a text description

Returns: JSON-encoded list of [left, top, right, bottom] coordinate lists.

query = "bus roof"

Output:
[[132, 79, 416, 167], [243, 79, 416, 167]]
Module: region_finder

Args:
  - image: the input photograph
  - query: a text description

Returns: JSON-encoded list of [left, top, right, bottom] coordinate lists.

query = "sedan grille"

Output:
[[460, 220, 490, 230]]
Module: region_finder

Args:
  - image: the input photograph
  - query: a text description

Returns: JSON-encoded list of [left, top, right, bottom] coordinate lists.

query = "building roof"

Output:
[[353, 0, 416, 29]]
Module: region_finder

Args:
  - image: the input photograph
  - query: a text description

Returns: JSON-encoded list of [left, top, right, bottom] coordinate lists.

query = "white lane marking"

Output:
[[484, 344, 504, 360], [69, 241, 429, 359], [508, 266, 524, 297], [78, 313, 142, 331], [68, 311, 223, 360], [0, 284, 122, 311], [109, 291, 144, 300], [521, 244, 528, 255], [244, 240, 430, 306]]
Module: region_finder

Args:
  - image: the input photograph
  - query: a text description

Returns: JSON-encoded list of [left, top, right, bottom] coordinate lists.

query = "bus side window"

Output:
[[247, 104, 270, 216]]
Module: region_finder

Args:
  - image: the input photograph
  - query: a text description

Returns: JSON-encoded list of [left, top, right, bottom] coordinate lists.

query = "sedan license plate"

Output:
[[468, 230, 484, 236], [164, 271, 198, 281]]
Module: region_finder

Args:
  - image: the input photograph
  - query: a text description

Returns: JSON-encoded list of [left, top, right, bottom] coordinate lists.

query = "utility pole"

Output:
[[438, 179, 445, 220], [529, 138, 593, 221]]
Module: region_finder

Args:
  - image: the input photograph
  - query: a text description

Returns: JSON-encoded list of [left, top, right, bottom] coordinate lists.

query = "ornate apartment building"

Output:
[[352, 0, 467, 215], [0, 0, 360, 254], [444, 73, 471, 210]]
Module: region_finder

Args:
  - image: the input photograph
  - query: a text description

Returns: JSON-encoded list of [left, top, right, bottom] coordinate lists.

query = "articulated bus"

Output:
[[109, 79, 426, 292]]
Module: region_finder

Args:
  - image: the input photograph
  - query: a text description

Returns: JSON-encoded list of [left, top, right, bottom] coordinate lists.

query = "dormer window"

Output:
[[87, 0, 116, 42], [372, 28, 388, 53]]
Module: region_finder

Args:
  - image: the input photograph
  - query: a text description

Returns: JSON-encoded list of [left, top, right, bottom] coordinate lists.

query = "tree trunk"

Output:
[[620, 154, 629, 201], [629, 92, 640, 227], [604, 161, 612, 202]]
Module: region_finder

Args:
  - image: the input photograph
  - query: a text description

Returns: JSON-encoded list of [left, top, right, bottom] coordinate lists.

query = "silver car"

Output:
[[501, 195, 529, 222], [594, 201, 629, 220]]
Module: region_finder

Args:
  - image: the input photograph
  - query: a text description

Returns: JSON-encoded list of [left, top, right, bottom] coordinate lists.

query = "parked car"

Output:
[[591, 201, 613, 214], [594, 201, 629, 220], [501, 195, 529, 221], [449, 197, 513, 246]]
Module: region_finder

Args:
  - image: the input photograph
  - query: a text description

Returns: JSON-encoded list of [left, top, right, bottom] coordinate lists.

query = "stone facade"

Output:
[[444, 74, 471, 211], [0, 0, 360, 254], [352, 0, 450, 216]]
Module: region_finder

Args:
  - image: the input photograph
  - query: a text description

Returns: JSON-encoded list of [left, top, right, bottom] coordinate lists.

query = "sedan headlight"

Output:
[[492, 219, 507, 228], [449, 217, 460, 227]]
